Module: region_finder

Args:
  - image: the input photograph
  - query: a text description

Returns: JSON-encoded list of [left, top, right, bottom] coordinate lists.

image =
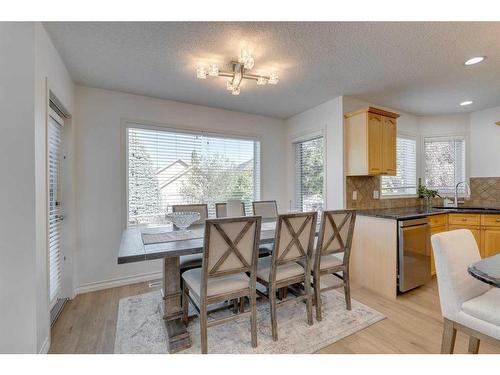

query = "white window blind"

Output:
[[381, 136, 417, 196], [127, 126, 260, 225], [48, 114, 63, 307], [294, 137, 324, 212], [424, 137, 466, 195]]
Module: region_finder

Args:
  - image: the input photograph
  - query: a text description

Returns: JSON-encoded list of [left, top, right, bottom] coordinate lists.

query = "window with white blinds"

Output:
[[424, 136, 466, 195], [294, 136, 324, 212], [127, 126, 260, 225], [48, 114, 63, 307], [381, 136, 417, 196]]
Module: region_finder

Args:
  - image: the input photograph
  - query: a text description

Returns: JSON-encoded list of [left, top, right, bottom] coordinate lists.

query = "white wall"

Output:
[[470, 106, 500, 177], [0, 22, 38, 354], [418, 113, 470, 136], [286, 96, 345, 209], [0, 22, 74, 354], [74, 86, 287, 290], [34, 23, 75, 353]]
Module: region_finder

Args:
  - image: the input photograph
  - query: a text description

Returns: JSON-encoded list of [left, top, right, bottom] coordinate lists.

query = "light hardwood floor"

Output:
[[49, 278, 500, 354]]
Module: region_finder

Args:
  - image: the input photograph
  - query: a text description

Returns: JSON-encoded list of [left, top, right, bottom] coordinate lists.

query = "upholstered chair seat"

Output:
[[257, 256, 304, 282], [182, 268, 250, 301], [299, 252, 343, 270], [461, 289, 500, 328]]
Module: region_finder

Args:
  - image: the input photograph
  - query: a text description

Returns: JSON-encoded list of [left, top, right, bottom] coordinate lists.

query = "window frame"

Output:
[[122, 119, 262, 228], [380, 133, 418, 199], [292, 130, 326, 212], [422, 134, 469, 198]]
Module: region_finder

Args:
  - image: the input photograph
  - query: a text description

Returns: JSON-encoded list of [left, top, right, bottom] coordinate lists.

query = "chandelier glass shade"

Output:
[[196, 48, 278, 95]]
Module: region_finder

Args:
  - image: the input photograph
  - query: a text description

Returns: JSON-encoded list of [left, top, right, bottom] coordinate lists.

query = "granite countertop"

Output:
[[357, 205, 500, 220]]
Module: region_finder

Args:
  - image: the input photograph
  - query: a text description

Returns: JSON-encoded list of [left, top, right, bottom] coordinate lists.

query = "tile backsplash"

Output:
[[469, 177, 500, 205], [346, 176, 500, 209]]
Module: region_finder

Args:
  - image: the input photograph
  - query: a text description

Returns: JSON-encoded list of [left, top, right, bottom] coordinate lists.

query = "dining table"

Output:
[[118, 218, 292, 353], [468, 253, 500, 288]]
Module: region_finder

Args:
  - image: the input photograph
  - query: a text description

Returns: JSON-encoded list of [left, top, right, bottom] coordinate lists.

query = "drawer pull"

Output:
[[496, 219, 500, 223], [462, 218, 467, 221]]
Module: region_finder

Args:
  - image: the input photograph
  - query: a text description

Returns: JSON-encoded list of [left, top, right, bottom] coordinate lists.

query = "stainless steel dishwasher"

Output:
[[398, 217, 432, 293]]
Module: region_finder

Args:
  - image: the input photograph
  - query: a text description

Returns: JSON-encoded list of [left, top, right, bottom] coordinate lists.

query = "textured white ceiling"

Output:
[[44, 22, 500, 118]]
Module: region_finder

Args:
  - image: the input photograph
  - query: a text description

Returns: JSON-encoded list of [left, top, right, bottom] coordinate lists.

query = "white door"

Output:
[[48, 110, 64, 308]]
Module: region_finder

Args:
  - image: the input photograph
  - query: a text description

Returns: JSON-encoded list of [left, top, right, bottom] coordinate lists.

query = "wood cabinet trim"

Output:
[[344, 106, 400, 119]]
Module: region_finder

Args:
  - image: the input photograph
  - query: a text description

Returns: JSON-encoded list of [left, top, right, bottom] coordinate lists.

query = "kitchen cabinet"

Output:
[[345, 107, 399, 176], [429, 214, 448, 276], [480, 214, 500, 257]]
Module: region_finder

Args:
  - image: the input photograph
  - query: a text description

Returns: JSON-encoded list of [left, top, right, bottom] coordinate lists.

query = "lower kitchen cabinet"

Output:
[[481, 227, 500, 257]]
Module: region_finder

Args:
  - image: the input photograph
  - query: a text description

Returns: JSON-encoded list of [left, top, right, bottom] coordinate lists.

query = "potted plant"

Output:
[[418, 185, 441, 208]]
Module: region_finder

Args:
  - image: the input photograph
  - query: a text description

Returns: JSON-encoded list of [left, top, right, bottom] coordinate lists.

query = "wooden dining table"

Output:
[[468, 253, 500, 288], [118, 219, 284, 353]]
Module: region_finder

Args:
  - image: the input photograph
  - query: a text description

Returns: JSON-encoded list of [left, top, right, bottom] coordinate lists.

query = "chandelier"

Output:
[[196, 48, 279, 95]]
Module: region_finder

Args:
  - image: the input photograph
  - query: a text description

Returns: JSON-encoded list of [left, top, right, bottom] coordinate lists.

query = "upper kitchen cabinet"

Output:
[[344, 107, 399, 176]]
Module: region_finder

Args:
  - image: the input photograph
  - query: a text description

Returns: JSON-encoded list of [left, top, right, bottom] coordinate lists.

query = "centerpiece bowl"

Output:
[[165, 211, 201, 231]]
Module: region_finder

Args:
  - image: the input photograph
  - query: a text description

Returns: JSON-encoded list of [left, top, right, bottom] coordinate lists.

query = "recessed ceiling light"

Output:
[[464, 56, 485, 66], [460, 100, 473, 106]]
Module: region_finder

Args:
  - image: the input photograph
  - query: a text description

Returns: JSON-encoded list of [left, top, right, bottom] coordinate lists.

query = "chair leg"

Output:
[[200, 303, 208, 354], [304, 277, 313, 326], [343, 269, 351, 311], [269, 287, 278, 341], [182, 284, 189, 325], [313, 275, 322, 321], [441, 318, 457, 354], [239, 297, 245, 313], [250, 291, 258, 348], [468, 336, 480, 354], [232, 299, 238, 314]]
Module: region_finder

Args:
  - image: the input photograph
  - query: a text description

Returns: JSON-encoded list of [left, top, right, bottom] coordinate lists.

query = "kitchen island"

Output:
[[350, 205, 500, 299]]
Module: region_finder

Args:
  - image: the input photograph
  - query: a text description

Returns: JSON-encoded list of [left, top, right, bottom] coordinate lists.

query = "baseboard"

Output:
[[39, 336, 50, 354], [75, 271, 162, 295]]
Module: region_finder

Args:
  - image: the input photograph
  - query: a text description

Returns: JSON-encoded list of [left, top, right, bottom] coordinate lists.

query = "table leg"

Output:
[[162, 256, 191, 353]]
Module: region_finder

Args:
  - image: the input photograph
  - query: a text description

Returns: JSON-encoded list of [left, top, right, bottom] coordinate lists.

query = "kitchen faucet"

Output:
[[454, 181, 471, 207]]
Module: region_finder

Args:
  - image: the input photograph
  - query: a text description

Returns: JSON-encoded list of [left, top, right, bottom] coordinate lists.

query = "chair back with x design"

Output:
[[315, 210, 356, 268], [271, 212, 317, 275], [200, 216, 261, 295]]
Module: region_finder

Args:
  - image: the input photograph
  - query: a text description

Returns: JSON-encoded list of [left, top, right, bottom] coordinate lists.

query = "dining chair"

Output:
[[172, 204, 209, 271], [181, 216, 261, 354], [432, 229, 500, 354], [252, 200, 278, 220], [215, 200, 246, 218], [310, 210, 356, 320], [256, 212, 317, 341], [252, 200, 278, 258]]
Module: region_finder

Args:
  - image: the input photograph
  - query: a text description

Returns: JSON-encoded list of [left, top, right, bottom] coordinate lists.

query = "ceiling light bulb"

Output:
[[464, 57, 485, 66], [268, 72, 279, 85], [208, 64, 219, 77], [256, 76, 267, 85], [226, 81, 233, 91], [460, 100, 473, 106], [232, 87, 240, 96], [239, 48, 254, 70], [196, 66, 207, 79]]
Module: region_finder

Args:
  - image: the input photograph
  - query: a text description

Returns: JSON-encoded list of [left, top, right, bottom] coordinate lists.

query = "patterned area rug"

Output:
[[114, 288, 385, 354]]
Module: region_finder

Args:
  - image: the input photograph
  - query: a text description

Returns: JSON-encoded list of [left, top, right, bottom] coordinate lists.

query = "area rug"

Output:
[[114, 287, 384, 354]]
